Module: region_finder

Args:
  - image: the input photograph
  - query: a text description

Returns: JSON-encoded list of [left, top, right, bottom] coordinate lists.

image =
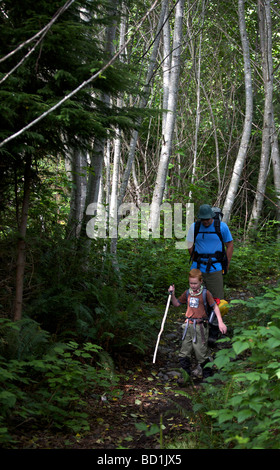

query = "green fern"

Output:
[[0, 317, 50, 360]]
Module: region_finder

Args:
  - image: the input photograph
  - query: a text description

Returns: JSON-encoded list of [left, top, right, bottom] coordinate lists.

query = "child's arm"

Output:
[[168, 285, 181, 307], [213, 303, 227, 334]]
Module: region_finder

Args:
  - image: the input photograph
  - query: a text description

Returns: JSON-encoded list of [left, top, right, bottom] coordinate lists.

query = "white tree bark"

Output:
[[271, 110, 280, 236], [67, 147, 88, 238], [222, 0, 253, 224], [150, 0, 185, 231], [162, 1, 171, 134], [188, 0, 205, 200], [248, 0, 273, 231], [110, 8, 126, 255], [85, 0, 117, 219], [117, 0, 169, 208]]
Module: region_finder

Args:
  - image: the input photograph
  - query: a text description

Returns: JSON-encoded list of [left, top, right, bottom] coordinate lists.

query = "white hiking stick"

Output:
[[152, 292, 172, 364]]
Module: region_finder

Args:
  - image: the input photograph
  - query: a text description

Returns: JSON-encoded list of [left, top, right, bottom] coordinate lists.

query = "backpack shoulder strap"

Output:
[[194, 221, 201, 242], [202, 287, 208, 315], [190, 221, 201, 261], [213, 219, 224, 246]]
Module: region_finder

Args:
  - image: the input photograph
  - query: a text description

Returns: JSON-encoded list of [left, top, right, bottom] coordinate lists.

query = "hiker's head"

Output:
[[197, 204, 214, 227], [189, 268, 203, 291]]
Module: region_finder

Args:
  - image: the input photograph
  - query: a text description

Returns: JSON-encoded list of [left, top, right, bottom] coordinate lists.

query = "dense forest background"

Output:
[[1, 0, 280, 450]]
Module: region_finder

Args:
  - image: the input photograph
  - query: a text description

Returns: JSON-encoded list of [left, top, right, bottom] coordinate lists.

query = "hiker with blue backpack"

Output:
[[168, 268, 227, 382], [187, 204, 233, 345]]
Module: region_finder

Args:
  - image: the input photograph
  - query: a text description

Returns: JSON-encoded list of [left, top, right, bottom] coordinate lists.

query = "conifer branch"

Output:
[[0, 0, 160, 149], [0, 0, 75, 65]]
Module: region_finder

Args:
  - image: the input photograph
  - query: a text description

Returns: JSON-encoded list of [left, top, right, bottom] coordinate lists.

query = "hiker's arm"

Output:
[[225, 240, 233, 270], [213, 303, 227, 335], [168, 285, 181, 307]]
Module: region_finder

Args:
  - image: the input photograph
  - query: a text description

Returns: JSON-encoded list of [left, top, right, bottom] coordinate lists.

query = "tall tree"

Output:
[[0, 0, 132, 319], [117, 0, 169, 208], [271, 109, 280, 237], [188, 0, 205, 200], [149, 0, 185, 231], [81, 0, 120, 248], [110, 5, 126, 256], [66, 147, 88, 238], [13, 155, 32, 321], [248, 0, 273, 231], [222, 0, 253, 224]]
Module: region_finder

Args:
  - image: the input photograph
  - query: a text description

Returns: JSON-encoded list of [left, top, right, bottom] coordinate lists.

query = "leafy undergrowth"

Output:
[[6, 280, 280, 450], [11, 353, 195, 450], [5, 305, 203, 450]]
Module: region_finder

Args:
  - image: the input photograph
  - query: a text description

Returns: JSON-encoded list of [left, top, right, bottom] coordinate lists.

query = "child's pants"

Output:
[[179, 320, 209, 365]]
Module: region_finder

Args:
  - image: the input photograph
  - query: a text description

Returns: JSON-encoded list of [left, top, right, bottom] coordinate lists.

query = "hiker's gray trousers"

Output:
[[179, 321, 209, 365], [202, 270, 224, 299]]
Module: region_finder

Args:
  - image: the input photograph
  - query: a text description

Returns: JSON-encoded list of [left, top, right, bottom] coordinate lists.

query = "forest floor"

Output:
[[11, 289, 251, 450], [12, 315, 234, 450]]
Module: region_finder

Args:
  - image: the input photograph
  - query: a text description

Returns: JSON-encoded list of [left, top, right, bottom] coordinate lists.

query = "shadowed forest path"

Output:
[[13, 290, 248, 450], [14, 307, 199, 449]]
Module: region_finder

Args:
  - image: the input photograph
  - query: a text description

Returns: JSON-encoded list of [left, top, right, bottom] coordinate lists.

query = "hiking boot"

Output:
[[201, 360, 213, 381], [192, 364, 203, 379], [177, 376, 188, 386]]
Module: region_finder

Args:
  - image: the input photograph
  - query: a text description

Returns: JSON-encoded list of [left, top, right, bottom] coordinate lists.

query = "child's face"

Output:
[[189, 277, 202, 292]]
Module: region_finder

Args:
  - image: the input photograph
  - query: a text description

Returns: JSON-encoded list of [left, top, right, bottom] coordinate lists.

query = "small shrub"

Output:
[[0, 336, 118, 445], [200, 286, 280, 449]]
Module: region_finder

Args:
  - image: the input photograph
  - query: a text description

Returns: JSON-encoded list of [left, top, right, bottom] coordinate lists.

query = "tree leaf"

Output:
[[233, 340, 250, 355]]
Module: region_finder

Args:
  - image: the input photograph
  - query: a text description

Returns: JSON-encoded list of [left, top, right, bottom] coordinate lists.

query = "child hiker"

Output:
[[168, 268, 227, 382]]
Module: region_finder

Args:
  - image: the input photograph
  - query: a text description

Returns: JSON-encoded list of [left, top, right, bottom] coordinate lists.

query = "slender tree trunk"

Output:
[[79, 1, 117, 243], [271, 109, 280, 237], [87, 0, 117, 211], [188, 0, 205, 200], [248, 0, 273, 231], [162, 1, 171, 134], [150, 0, 185, 231], [161, 2, 172, 200], [13, 155, 32, 321], [110, 8, 126, 256], [66, 147, 88, 238], [222, 0, 253, 224], [118, 0, 168, 207], [201, 81, 221, 199]]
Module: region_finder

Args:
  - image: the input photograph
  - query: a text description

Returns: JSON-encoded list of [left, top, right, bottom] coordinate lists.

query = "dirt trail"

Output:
[[15, 309, 199, 449], [15, 293, 246, 450]]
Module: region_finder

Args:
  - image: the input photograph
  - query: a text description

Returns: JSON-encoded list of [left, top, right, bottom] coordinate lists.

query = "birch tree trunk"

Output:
[[66, 147, 88, 238], [161, 1, 171, 135], [87, 1, 117, 209], [79, 1, 117, 242], [110, 9, 126, 256], [188, 0, 205, 200], [161, 2, 172, 201], [117, 0, 168, 208], [271, 110, 280, 237], [248, 0, 273, 231], [222, 0, 253, 224], [150, 0, 185, 231]]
